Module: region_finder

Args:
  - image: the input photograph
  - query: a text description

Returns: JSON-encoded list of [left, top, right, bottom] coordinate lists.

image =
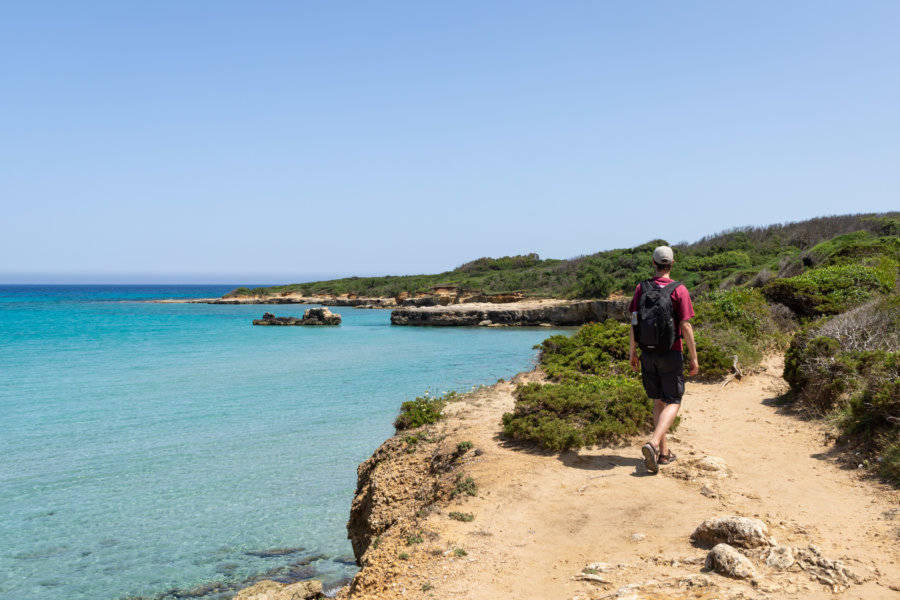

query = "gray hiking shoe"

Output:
[[642, 443, 659, 473]]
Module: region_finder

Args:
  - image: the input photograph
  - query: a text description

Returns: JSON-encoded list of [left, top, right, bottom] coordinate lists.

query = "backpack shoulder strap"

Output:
[[639, 280, 653, 294], [660, 281, 682, 295]]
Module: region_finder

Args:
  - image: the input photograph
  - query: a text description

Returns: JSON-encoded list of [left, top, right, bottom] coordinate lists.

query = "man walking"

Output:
[[628, 246, 699, 473]]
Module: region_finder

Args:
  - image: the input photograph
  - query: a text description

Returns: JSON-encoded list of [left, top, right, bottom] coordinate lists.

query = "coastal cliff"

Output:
[[327, 360, 900, 599], [389, 299, 628, 326]]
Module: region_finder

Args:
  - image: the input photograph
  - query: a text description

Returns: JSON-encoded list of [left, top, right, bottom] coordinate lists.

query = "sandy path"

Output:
[[408, 356, 900, 599]]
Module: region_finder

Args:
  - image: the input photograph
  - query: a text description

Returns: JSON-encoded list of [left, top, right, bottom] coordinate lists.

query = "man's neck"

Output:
[[655, 270, 671, 278]]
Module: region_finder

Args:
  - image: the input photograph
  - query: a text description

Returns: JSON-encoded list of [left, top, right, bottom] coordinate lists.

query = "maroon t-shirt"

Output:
[[628, 276, 694, 351]]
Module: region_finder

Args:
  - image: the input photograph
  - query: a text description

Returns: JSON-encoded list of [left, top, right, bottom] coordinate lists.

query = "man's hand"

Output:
[[630, 352, 640, 372], [687, 356, 699, 376]]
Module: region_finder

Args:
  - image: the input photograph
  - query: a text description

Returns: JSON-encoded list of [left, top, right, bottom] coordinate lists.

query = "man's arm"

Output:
[[629, 326, 639, 372], [681, 321, 699, 376]]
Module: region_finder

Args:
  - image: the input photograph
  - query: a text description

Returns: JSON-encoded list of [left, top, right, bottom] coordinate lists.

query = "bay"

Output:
[[0, 285, 562, 599]]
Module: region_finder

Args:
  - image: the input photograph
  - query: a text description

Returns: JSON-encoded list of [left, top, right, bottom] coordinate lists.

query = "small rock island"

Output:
[[252, 308, 342, 326]]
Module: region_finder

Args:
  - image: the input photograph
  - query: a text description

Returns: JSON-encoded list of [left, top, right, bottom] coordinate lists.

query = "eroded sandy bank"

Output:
[[330, 356, 900, 600]]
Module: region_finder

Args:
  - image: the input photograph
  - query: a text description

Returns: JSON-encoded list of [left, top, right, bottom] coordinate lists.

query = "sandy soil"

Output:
[[350, 356, 900, 599]]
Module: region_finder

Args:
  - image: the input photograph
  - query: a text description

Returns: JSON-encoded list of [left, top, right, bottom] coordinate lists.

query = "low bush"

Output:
[[684, 250, 752, 272], [537, 320, 633, 382], [693, 330, 742, 380], [761, 263, 896, 318], [451, 474, 478, 498], [448, 511, 475, 522], [782, 291, 900, 485], [394, 391, 458, 430], [502, 376, 650, 451], [784, 295, 900, 408], [837, 352, 900, 483]]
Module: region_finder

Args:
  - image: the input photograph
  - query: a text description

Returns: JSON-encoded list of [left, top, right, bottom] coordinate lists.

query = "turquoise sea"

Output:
[[0, 285, 563, 599]]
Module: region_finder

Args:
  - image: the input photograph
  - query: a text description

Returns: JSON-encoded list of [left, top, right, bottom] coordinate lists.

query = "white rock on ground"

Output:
[[691, 516, 775, 549], [705, 544, 757, 580]]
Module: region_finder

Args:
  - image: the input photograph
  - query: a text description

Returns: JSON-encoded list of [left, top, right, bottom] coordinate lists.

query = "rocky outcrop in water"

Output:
[[390, 299, 628, 326], [233, 579, 324, 600], [253, 308, 342, 326]]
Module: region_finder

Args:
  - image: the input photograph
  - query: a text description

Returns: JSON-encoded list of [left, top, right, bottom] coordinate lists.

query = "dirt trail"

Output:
[[344, 355, 900, 600]]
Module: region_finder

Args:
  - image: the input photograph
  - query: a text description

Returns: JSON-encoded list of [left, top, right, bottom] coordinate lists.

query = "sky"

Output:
[[2, 1, 898, 284]]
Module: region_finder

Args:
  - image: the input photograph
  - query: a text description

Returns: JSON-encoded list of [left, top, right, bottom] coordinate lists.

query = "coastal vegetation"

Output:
[[448, 511, 475, 522], [451, 474, 478, 498], [500, 219, 900, 486], [394, 391, 457, 430], [380, 212, 900, 483], [228, 212, 899, 300]]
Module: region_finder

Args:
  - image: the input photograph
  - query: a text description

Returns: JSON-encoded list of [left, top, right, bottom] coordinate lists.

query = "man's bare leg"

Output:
[[650, 400, 680, 457]]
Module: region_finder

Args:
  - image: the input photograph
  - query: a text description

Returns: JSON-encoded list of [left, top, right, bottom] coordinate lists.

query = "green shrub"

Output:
[[456, 441, 473, 454], [692, 289, 778, 343], [223, 286, 254, 298], [693, 330, 739, 381], [501, 376, 650, 451], [761, 264, 896, 317], [839, 353, 900, 438], [448, 511, 475, 522], [394, 391, 458, 430], [684, 250, 752, 272], [537, 320, 633, 382], [451, 474, 478, 498], [808, 231, 900, 267], [785, 294, 900, 408], [876, 433, 900, 484], [836, 352, 900, 485]]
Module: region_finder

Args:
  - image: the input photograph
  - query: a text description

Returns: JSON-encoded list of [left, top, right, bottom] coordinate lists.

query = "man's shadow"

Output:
[[558, 450, 646, 473], [495, 434, 651, 475]]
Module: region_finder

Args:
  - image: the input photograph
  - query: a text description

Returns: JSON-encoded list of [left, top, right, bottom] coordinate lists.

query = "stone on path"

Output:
[[691, 516, 775, 549], [705, 543, 757, 580], [765, 545, 795, 570]]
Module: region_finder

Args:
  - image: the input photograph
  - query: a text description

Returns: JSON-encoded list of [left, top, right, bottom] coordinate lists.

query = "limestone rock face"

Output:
[[233, 579, 323, 600], [691, 516, 775, 549], [705, 543, 757, 579], [390, 299, 628, 327], [252, 308, 342, 326], [766, 545, 795, 570], [299, 308, 342, 325]]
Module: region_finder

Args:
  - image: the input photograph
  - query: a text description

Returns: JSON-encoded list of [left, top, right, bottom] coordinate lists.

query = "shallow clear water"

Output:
[[0, 285, 564, 599]]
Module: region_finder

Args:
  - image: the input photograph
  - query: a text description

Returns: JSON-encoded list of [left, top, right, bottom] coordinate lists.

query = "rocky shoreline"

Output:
[[155, 294, 630, 327], [390, 299, 628, 326], [240, 356, 898, 600]]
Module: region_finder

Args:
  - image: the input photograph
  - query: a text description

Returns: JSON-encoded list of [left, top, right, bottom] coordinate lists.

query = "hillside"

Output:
[[228, 212, 899, 300]]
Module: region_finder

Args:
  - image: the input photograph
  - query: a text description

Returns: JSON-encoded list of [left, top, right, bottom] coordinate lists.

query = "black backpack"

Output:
[[634, 280, 683, 353]]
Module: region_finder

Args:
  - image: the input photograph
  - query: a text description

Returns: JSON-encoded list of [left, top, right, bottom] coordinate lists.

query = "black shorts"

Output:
[[640, 350, 685, 404]]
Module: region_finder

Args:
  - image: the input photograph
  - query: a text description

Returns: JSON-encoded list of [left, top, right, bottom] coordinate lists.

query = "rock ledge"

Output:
[[253, 308, 342, 326]]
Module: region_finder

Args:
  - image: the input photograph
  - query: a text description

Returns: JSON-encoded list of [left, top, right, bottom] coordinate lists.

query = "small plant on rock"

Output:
[[394, 391, 459, 430], [451, 474, 478, 498], [453, 548, 467, 557], [448, 511, 475, 522]]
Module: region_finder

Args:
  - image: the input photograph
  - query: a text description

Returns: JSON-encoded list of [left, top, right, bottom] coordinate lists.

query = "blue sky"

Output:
[[2, 1, 898, 284]]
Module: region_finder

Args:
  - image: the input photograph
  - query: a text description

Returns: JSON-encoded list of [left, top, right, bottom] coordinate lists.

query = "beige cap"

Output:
[[652, 245, 674, 265]]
